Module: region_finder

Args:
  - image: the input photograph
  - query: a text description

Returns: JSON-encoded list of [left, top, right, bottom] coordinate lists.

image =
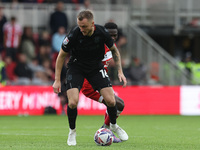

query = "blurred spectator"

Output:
[[28, 57, 51, 85], [188, 17, 200, 27], [0, 5, 7, 53], [116, 28, 127, 50], [191, 62, 200, 85], [178, 52, 198, 84], [38, 30, 51, 47], [20, 26, 36, 63], [126, 57, 147, 85], [70, 0, 84, 4], [49, 1, 69, 34], [42, 58, 54, 81], [4, 55, 17, 83], [11, 0, 20, 9], [3, 16, 22, 61], [37, 45, 51, 65], [52, 26, 66, 53], [77, 0, 93, 11], [0, 54, 6, 86], [23, 0, 37, 2], [37, 30, 52, 65], [149, 62, 159, 83], [43, 0, 56, 3], [14, 53, 33, 85], [107, 19, 127, 59], [37, 0, 44, 3], [178, 52, 194, 77], [82, 0, 91, 9]]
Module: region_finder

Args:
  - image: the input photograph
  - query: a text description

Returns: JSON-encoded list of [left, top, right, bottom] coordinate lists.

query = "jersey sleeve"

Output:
[[103, 27, 114, 49], [61, 27, 77, 52], [102, 44, 117, 70], [102, 45, 112, 62]]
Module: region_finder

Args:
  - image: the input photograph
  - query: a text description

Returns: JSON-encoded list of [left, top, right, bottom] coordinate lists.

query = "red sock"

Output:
[[64, 104, 68, 115], [104, 111, 108, 120], [104, 112, 119, 126], [104, 112, 110, 126]]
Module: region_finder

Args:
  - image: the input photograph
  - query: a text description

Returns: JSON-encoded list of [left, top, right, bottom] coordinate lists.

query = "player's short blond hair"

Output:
[[77, 10, 94, 21]]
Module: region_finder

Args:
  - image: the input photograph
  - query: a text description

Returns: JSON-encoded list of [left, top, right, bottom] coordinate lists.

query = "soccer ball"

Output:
[[94, 128, 114, 146]]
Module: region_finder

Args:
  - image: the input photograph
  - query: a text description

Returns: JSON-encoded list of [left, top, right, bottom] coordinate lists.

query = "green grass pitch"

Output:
[[0, 115, 200, 150]]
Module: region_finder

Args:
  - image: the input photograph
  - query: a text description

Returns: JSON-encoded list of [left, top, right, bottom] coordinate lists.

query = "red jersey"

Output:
[[102, 44, 113, 71]]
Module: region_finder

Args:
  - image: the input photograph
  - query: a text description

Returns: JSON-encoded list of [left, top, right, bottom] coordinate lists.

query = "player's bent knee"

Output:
[[103, 95, 115, 107], [68, 101, 78, 109], [117, 100, 125, 111], [117, 102, 124, 111], [115, 96, 125, 111], [67, 88, 79, 109], [105, 99, 116, 107]]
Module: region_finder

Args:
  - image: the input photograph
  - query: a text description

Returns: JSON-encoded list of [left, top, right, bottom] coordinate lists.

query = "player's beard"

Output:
[[84, 28, 94, 36]]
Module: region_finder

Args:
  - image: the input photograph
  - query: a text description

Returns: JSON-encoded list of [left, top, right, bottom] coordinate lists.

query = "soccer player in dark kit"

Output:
[[52, 10, 128, 146]]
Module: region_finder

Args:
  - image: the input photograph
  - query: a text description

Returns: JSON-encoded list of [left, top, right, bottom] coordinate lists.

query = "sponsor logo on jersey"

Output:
[[102, 51, 112, 61], [63, 37, 69, 45]]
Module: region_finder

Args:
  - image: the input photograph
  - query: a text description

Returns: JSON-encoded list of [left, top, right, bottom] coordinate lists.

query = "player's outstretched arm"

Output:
[[52, 48, 68, 94], [109, 44, 127, 87]]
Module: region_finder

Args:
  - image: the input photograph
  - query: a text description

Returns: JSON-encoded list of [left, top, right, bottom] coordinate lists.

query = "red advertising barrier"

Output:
[[0, 86, 181, 115], [0, 86, 62, 115], [113, 86, 180, 115]]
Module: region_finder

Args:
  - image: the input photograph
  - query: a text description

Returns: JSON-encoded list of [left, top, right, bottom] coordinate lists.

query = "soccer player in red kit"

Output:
[[81, 22, 125, 143]]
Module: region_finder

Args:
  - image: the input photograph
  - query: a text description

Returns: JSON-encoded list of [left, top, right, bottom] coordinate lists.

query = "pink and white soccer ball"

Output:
[[94, 128, 114, 146]]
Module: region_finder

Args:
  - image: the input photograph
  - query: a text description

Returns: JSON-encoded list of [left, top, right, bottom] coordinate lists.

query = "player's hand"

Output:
[[118, 73, 127, 87], [52, 80, 61, 94]]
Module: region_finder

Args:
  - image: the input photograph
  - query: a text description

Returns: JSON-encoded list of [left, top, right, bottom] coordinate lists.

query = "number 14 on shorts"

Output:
[[100, 69, 108, 78]]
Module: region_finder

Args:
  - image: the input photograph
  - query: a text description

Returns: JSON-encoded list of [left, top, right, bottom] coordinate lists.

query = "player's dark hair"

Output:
[[104, 22, 118, 30], [77, 10, 94, 21]]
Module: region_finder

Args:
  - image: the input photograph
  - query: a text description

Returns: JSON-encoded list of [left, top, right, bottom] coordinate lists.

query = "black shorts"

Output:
[[65, 66, 112, 92]]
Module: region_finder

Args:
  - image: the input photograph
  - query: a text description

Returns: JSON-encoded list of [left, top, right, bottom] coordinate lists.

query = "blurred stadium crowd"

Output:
[[0, 0, 148, 86], [1, 0, 200, 86]]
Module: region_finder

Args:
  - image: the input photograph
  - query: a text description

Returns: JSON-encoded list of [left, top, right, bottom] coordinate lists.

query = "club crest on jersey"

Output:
[[63, 37, 69, 45], [67, 75, 72, 80]]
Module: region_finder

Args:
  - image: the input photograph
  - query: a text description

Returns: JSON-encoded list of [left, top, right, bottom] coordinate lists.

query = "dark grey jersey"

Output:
[[62, 24, 113, 71]]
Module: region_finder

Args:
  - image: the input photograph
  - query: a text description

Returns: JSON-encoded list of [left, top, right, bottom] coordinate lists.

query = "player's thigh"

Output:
[[65, 67, 84, 108], [65, 67, 84, 90]]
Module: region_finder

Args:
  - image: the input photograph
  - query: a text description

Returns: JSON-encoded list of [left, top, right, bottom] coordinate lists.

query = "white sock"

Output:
[[98, 96, 103, 103]]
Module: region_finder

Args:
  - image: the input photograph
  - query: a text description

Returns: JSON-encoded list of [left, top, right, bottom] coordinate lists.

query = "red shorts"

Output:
[[81, 67, 109, 102], [81, 79, 102, 102]]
